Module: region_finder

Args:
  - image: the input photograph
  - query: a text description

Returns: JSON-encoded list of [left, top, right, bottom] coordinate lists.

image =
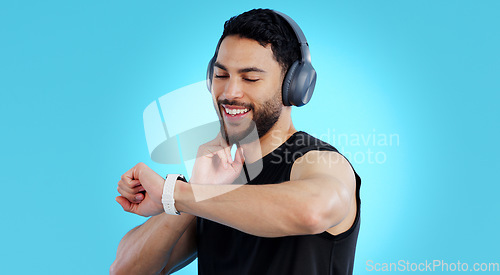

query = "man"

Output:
[[111, 9, 361, 275]]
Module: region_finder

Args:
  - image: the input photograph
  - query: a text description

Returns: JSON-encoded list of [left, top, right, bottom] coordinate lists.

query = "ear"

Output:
[[206, 56, 216, 92]]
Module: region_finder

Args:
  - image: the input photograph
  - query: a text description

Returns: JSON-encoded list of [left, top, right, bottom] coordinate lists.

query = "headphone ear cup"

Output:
[[206, 56, 215, 92], [282, 61, 300, 106], [290, 62, 316, 106]]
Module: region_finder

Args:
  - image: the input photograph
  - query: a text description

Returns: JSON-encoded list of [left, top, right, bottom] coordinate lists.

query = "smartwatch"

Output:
[[162, 174, 186, 215]]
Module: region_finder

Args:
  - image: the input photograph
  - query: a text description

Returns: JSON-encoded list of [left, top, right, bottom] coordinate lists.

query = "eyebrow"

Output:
[[214, 61, 267, 74]]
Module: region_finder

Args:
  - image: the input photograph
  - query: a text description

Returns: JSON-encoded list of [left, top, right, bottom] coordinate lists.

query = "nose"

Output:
[[223, 77, 244, 100]]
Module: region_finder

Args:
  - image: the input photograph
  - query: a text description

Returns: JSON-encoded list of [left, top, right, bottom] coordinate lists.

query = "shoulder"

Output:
[[291, 131, 337, 151], [282, 131, 356, 188]]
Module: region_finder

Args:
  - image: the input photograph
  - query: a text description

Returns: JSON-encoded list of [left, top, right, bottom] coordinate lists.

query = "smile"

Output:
[[223, 105, 251, 116]]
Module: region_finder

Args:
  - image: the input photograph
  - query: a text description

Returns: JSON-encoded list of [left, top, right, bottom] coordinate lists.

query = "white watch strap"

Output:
[[162, 174, 184, 215]]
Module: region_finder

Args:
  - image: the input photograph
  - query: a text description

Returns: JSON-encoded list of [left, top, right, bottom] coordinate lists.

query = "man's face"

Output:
[[211, 35, 284, 144]]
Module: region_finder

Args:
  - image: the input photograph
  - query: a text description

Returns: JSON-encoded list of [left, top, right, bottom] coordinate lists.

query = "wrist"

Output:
[[162, 174, 186, 215], [174, 179, 190, 213]]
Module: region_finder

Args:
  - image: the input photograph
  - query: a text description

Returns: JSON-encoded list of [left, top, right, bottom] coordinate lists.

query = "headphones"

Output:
[[206, 10, 316, 107]]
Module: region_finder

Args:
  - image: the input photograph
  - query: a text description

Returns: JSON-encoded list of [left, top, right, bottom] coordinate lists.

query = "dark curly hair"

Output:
[[215, 9, 301, 75]]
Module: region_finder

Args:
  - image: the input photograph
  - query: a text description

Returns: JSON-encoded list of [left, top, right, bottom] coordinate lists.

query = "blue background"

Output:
[[1, 0, 499, 274]]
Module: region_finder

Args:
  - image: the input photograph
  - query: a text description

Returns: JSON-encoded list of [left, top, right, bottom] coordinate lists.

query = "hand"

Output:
[[189, 133, 245, 185], [116, 162, 165, 217]]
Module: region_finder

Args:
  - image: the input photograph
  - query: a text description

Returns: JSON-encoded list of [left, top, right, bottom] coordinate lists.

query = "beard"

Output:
[[218, 91, 283, 145]]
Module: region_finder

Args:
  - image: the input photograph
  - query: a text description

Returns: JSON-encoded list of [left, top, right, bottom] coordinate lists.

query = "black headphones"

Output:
[[206, 10, 316, 107]]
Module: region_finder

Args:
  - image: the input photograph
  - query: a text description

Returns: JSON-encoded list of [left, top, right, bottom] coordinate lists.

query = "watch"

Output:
[[162, 174, 186, 215]]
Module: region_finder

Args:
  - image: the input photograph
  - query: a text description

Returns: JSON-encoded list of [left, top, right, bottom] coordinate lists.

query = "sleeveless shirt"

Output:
[[196, 131, 361, 275]]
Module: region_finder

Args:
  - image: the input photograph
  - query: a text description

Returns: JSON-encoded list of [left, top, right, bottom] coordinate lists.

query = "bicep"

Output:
[[291, 151, 355, 186], [160, 217, 198, 275], [290, 150, 356, 228]]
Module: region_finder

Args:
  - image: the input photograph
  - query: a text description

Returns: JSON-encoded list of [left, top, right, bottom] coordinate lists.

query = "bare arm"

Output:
[[112, 163, 198, 274], [110, 213, 196, 275], [175, 151, 356, 237], [160, 216, 198, 275]]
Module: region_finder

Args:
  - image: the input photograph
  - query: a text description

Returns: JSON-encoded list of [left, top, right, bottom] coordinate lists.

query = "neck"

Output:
[[240, 107, 296, 163]]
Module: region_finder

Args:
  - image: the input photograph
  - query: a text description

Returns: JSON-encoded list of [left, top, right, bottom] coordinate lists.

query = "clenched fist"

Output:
[[115, 162, 165, 217]]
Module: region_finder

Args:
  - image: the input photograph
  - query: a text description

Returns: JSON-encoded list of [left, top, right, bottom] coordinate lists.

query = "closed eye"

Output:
[[215, 75, 228, 79], [244, 78, 259, 82]]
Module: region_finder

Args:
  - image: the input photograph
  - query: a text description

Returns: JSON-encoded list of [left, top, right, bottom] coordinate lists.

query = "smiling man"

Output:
[[214, 36, 283, 144], [111, 9, 361, 275]]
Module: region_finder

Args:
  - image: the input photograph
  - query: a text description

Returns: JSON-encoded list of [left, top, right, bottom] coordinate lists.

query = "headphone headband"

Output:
[[272, 10, 311, 63]]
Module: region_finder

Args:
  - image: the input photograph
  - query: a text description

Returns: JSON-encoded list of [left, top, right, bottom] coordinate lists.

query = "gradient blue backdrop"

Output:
[[1, 0, 499, 274]]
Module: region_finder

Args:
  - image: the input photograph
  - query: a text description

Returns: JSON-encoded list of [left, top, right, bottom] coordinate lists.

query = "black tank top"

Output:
[[196, 131, 361, 275]]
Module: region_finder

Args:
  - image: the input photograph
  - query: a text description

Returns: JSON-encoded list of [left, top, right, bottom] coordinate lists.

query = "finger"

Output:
[[116, 196, 143, 216], [117, 186, 144, 202], [117, 179, 143, 195], [198, 148, 215, 158], [121, 164, 138, 182], [128, 184, 145, 193], [117, 179, 142, 193], [115, 196, 134, 213], [216, 133, 232, 162], [121, 162, 150, 185], [215, 149, 229, 169], [206, 145, 229, 168], [224, 145, 233, 164], [218, 137, 233, 165], [229, 147, 243, 172], [128, 179, 142, 188], [234, 146, 245, 165], [119, 176, 141, 189]]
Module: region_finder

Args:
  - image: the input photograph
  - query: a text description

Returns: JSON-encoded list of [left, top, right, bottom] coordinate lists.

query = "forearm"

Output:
[[111, 213, 195, 275], [175, 178, 341, 238]]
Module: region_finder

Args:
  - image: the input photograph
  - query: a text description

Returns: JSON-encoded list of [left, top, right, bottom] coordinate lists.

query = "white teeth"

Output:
[[224, 107, 249, 116]]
